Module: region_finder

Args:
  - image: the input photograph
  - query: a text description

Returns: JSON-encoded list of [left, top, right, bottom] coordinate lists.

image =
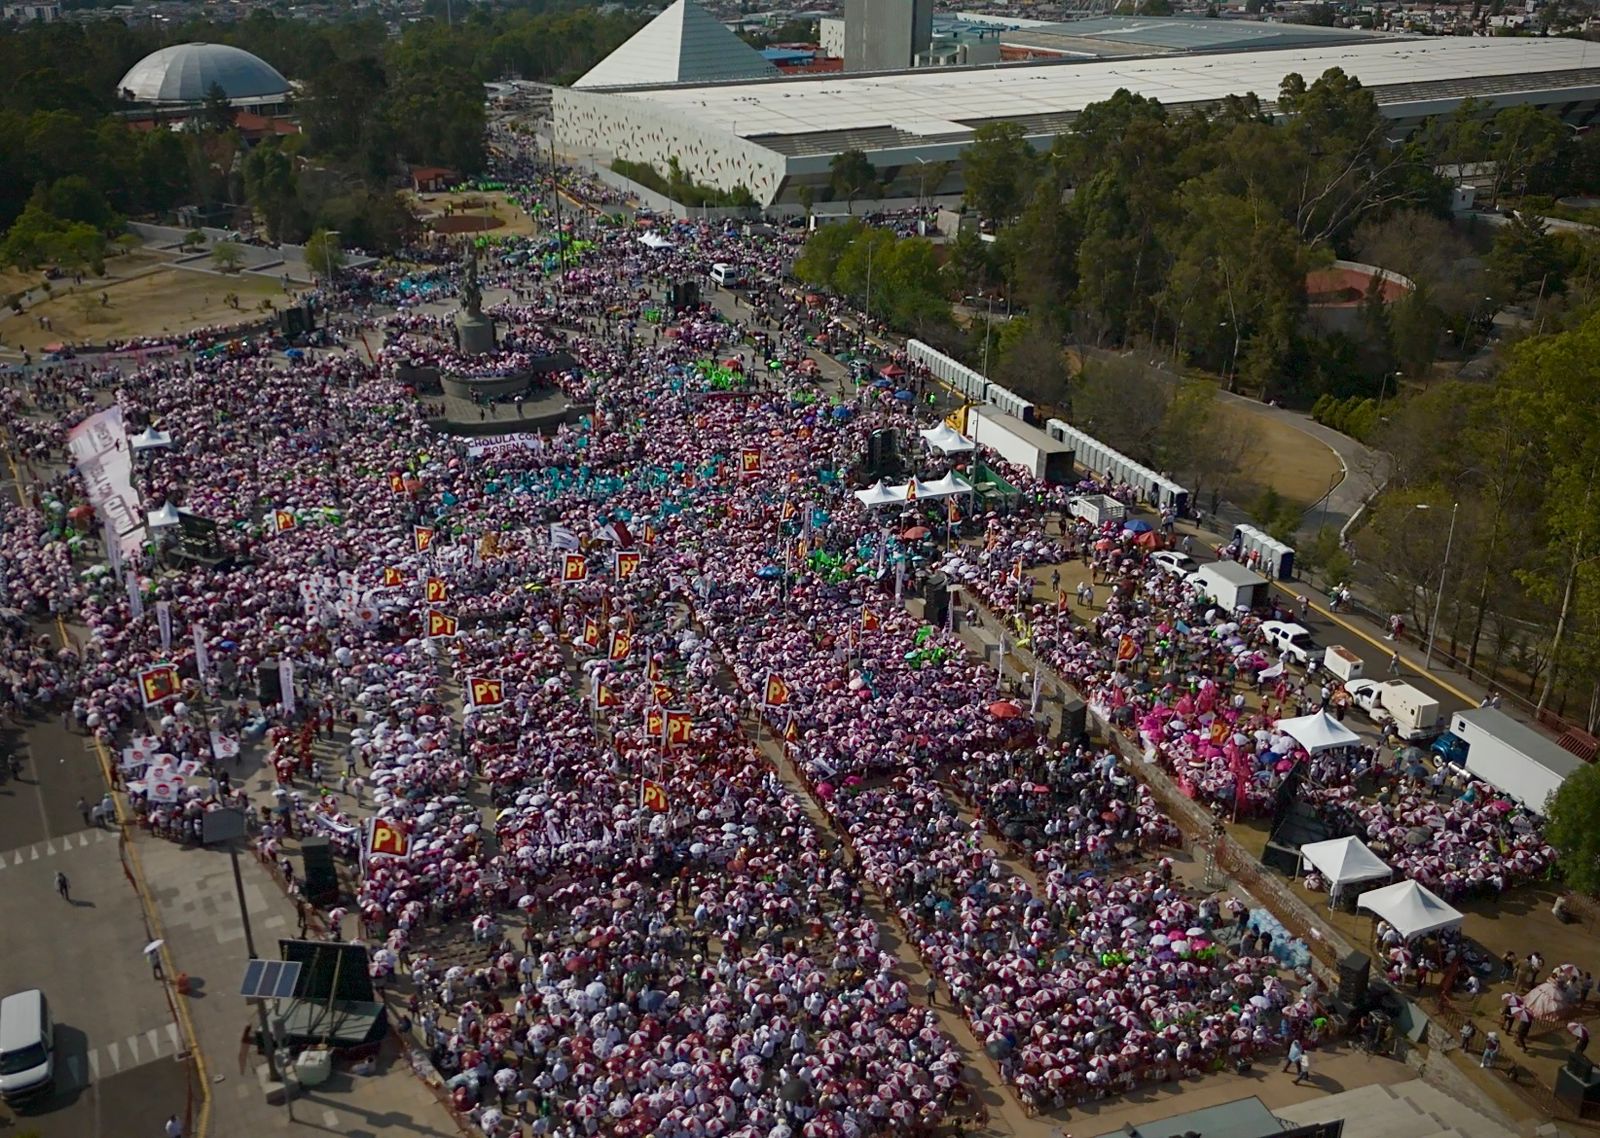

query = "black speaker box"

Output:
[[1058, 695, 1087, 742], [1261, 840, 1303, 875], [301, 836, 338, 905], [257, 657, 282, 704], [923, 572, 950, 626], [1338, 949, 1371, 1008]]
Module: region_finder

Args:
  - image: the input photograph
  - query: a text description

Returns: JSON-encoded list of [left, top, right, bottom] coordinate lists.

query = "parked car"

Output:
[[1260, 621, 1317, 666], [1150, 550, 1196, 577]]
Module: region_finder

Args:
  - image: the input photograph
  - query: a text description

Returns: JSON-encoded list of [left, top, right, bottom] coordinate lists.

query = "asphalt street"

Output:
[[0, 718, 193, 1138]]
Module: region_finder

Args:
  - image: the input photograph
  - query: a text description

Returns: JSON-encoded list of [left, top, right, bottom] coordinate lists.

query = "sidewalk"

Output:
[[136, 832, 461, 1138]]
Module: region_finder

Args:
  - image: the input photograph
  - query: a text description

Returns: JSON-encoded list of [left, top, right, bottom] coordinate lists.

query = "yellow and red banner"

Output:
[[581, 617, 601, 650], [388, 473, 407, 494], [740, 448, 762, 476], [425, 577, 448, 603], [862, 607, 880, 632], [467, 677, 505, 710], [368, 819, 409, 859], [414, 526, 435, 554], [138, 663, 182, 707], [609, 630, 633, 662], [666, 710, 693, 746], [562, 554, 588, 583], [426, 610, 459, 639], [651, 682, 674, 707], [616, 550, 641, 580], [764, 673, 791, 707], [643, 522, 658, 546], [382, 567, 405, 588], [273, 510, 296, 533], [645, 708, 666, 738], [595, 682, 620, 709], [642, 780, 669, 813]]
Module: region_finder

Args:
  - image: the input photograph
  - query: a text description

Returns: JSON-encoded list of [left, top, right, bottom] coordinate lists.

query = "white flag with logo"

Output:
[[127, 573, 144, 619], [156, 600, 172, 653], [279, 657, 296, 714], [192, 624, 210, 688]]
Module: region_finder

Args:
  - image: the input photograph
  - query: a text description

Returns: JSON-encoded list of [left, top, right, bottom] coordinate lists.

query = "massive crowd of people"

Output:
[[0, 155, 1562, 1136]]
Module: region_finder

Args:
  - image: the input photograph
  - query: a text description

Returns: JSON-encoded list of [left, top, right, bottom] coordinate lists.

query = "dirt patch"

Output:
[[411, 191, 537, 239], [429, 214, 505, 235], [1223, 403, 1343, 508], [0, 267, 293, 351]]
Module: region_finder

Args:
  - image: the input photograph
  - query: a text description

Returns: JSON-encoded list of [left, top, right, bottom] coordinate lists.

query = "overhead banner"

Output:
[[67, 406, 143, 558], [279, 657, 295, 714], [466, 433, 546, 461]]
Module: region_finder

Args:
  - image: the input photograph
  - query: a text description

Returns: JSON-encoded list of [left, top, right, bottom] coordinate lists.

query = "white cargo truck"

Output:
[[1323, 645, 1364, 683], [1068, 494, 1126, 526], [1431, 706, 1584, 814], [969, 411, 1075, 482], [1345, 679, 1442, 741], [1189, 561, 1269, 612]]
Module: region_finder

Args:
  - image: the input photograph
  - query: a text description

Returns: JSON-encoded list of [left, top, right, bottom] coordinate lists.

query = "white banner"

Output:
[[155, 601, 172, 653], [279, 657, 295, 714], [145, 773, 186, 803], [126, 573, 144, 620], [209, 731, 239, 761], [467, 433, 546, 461], [192, 624, 209, 688], [104, 518, 124, 584], [67, 407, 144, 558]]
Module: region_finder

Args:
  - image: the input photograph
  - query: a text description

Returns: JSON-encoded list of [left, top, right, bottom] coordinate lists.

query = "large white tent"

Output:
[[854, 477, 971, 508], [1298, 836, 1391, 902], [919, 424, 975, 455], [1277, 711, 1361, 754], [853, 481, 901, 509], [921, 471, 974, 498], [1356, 879, 1463, 940]]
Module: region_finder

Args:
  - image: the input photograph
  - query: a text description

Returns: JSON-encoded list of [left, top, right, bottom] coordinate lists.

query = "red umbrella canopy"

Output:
[[901, 525, 930, 540], [988, 701, 1023, 719]]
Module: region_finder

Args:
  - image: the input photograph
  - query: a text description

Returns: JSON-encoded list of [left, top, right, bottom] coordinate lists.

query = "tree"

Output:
[[828, 150, 875, 214], [182, 229, 205, 251], [795, 184, 814, 220], [304, 229, 344, 279], [1485, 104, 1565, 206], [993, 315, 1071, 405], [961, 122, 1036, 222], [211, 240, 243, 273], [1545, 762, 1600, 891], [1488, 212, 1565, 300], [243, 141, 302, 242], [202, 82, 235, 134]]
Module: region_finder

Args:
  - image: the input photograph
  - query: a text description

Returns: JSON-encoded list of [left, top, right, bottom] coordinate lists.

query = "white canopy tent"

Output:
[[853, 481, 902, 509], [919, 424, 975, 455], [146, 503, 181, 529], [637, 232, 674, 250], [921, 471, 975, 498], [1298, 836, 1391, 902], [131, 427, 174, 451], [1356, 879, 1463, 941], [1277, 711, 1361, 754]]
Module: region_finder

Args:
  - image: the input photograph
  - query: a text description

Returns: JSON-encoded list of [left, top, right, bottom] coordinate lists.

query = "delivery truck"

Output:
[[1345, 679, 1442, 741], [1067, 494, 1126, 526], [1323, 645, 1364, 683], [969, 410, 1075, 483], [1188, 561, 1269, 612], [1430, 706, 1584, 814]]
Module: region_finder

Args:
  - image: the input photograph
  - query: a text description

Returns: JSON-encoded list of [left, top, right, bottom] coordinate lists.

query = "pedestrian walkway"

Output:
[[136, 834, 460, 1138], [0, 825, 112, 865]]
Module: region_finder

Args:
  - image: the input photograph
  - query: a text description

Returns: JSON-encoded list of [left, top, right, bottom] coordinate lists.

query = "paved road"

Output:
[[0, 770, 191, 1137], [0, 715, 112, 850]]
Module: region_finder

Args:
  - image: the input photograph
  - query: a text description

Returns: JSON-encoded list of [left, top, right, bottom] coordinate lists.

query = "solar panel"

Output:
[[240, 959, 302, 1000]]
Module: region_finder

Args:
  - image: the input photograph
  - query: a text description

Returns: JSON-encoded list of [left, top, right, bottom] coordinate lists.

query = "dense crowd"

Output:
[[0, 163, 1560, 1137]]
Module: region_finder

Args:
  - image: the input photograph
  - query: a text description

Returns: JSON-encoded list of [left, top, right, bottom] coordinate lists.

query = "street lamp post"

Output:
[[321, 229, 339, 284], [1417, 501, 1459, 670]]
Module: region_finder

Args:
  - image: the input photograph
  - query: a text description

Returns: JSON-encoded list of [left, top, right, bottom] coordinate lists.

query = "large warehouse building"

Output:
[[553, 36, 1600, 207]]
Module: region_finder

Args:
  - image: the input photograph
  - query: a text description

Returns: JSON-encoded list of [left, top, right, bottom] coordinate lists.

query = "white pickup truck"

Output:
[[1345, 679, 1443, 742]]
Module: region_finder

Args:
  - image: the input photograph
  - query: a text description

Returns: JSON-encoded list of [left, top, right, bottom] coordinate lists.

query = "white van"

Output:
[[0, 989, 54, 1102], [709, 263, 745, 288]]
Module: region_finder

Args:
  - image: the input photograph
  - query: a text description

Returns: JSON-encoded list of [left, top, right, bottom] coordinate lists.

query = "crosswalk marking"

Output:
[[88, 1049, 100, 1081], [78, 832, 89, 847], [80, 1024, 183, 1082], [30, 846, 38, 860], [45, 839, 55, 855], [106, 1040, 121, 1071], [145, 1028, 160, 1056], [9, 851, 17, 866], [64, 1054, 82, 1090], [0, 829, 111, 867], [166, 1024, 180, 1051]]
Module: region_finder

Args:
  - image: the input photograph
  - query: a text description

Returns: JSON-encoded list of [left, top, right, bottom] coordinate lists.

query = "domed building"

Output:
[[117, 43, 291, 109]]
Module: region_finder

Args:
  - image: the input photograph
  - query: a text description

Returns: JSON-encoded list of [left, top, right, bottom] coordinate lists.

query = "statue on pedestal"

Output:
[[454, 241, 495, 356]]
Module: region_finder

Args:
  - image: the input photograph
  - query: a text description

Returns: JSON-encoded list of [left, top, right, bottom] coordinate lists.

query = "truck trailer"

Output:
[[1346, 679, 1442, 742], [969, 410, 1075, 483], [1431, 706, 1584, 813]]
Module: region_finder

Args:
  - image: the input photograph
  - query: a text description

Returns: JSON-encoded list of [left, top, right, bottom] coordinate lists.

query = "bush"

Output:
[[1311, 393, 1380, 442], [1250, 486, 1304, 543]]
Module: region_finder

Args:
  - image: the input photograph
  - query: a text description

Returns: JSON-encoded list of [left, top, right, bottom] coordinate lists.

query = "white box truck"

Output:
[[1345, 679, 1442, 741], [969, 411, 1075, 483], [1189, 561, 1269, 612], [1323, 645, 1364, 683], [1431, 706, 1584, 814], [1068, 494, 1126, 526]]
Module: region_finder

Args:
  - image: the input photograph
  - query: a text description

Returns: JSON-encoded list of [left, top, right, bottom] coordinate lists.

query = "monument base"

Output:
[[455, 314, 496, 356]]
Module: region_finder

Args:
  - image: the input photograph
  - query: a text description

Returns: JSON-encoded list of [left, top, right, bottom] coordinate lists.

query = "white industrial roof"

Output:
[[118, 43, 290, 105], [604, 37, 1600, 139], [574, 0, 778, 90]]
